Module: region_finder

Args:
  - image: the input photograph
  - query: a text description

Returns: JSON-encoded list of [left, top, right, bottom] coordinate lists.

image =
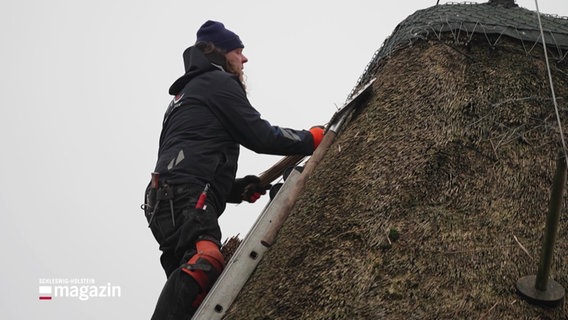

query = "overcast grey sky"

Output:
[[1, 1, 566, 319]]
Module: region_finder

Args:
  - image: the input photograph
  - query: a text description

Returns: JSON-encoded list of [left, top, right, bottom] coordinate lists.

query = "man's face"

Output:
[[225, 48, 248, 71]]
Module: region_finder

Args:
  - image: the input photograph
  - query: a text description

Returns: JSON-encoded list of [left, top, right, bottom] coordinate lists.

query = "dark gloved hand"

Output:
[[227, 175, 271, 204], [309, 126, 325, 150]]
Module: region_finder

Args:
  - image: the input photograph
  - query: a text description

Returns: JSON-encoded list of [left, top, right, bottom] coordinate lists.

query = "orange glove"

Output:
[[309, 126, 325, 149]]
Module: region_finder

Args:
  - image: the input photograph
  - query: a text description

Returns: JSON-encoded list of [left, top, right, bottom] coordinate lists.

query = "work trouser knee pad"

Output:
[[181, 240, 225, 307]]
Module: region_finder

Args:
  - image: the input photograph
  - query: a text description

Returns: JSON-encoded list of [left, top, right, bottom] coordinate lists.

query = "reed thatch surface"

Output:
[[221, 235, 242, 263], [224, 32, 568, 320]]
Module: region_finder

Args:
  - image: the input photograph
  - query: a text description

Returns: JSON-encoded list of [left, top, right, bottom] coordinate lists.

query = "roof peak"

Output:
[[487, 0, 518, 8]]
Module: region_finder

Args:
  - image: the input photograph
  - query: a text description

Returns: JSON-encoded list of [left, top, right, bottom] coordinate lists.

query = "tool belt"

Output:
[[147, 184, 174, 210], [143, 184, 176, 225], [142, 172, 179, 228], [146, 184, 198, 211], [142, 172, 212, 228]]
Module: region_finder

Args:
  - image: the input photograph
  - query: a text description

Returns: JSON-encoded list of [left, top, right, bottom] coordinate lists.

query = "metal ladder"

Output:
[[192, 168, 302, 319]]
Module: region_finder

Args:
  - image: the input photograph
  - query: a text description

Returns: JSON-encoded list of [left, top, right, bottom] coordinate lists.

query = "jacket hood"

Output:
[[168, 46, 220, 95]]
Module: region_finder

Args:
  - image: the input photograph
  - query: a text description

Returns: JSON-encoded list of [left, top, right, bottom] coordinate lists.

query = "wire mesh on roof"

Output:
[[349, 1, 568, 99]]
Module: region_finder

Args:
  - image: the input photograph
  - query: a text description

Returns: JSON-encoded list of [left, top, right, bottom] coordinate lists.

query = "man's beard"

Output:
[[227, 61, 246, 90]]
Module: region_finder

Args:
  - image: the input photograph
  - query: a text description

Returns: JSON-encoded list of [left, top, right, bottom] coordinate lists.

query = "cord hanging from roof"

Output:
[[534, 0, 568, 162]]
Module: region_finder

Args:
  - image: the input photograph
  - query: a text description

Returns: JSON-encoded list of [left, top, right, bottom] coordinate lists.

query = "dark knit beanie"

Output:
[[196, 20, 244, 52]]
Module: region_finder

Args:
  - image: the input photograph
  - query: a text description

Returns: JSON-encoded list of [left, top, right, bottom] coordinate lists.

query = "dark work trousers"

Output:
[[144, 184, 222, 320]]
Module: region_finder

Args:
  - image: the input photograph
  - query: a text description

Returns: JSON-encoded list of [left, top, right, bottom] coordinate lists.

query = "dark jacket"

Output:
[[154, 46, 315, 214]]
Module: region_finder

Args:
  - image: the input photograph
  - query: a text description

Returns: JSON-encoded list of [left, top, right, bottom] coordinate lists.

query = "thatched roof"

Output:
[[352, 0, 568, 98], [390, 0, 568, 49], [224, 2, 568, 319]]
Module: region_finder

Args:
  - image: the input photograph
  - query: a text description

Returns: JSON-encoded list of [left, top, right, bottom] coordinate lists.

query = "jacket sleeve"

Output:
[[207, 76, 314, 156]]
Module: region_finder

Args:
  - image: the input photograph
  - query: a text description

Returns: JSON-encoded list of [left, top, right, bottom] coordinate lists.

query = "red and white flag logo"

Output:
[[39, 286, 52, 300]]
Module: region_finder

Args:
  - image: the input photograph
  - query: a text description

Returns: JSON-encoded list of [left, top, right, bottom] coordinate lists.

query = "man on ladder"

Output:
[[142, 20, 324, 320]]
